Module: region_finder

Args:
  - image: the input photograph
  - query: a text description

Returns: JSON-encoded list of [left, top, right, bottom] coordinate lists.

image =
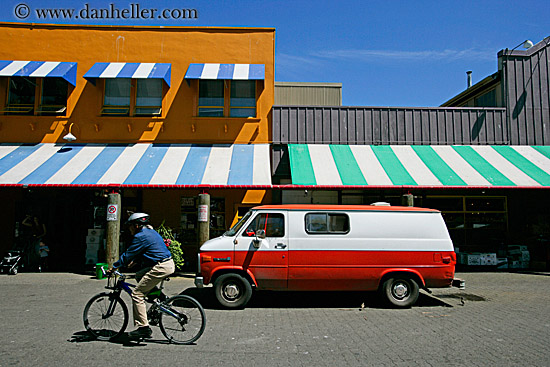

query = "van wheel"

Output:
[[214, 274, 252, 309], [382, 277, 419, 308]]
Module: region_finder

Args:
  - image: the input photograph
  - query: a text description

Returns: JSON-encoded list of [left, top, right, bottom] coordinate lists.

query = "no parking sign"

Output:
[[107, 204, 118, 221]]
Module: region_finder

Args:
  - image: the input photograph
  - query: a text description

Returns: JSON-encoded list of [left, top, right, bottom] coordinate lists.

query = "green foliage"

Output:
[[157, 222, 185, 271]]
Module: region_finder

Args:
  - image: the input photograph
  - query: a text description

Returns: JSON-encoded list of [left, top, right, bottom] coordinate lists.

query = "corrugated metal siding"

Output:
[[503, 42, 550, 145], [272, 106, 507, 145], [275, 83, 342, 106]]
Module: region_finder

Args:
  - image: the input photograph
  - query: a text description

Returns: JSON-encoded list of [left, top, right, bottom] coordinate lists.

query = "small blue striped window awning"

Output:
[[185, 63, 265, 80], [84, 62, 171, 87], [0, 60, 77, 86], [0, 143, 271, 187], [289, 144, 550, 188]]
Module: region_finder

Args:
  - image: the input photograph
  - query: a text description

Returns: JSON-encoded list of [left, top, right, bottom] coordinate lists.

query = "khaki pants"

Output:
[[131, 259, 175, 327]]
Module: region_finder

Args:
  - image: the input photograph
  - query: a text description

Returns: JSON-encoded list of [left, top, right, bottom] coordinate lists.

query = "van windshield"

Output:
[[223, 210, 253, 237]]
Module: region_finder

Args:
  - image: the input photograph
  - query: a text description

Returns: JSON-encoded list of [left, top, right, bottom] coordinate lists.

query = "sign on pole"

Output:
[[107, 204, 118, 221], [198, 204, 208, 222]]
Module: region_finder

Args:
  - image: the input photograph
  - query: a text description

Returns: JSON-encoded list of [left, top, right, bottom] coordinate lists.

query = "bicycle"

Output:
[[83, 269, 206, 344]]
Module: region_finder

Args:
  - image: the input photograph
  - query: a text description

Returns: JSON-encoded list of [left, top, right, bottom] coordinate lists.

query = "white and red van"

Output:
[[195, 204, 462, 308]]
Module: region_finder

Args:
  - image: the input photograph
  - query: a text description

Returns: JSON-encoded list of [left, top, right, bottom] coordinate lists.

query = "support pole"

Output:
[[106, 192, 121, 267], [198, 193, 210, 247], [401, 193, 414, 207]]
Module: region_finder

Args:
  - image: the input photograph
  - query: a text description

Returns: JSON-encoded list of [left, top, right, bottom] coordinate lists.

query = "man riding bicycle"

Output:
[[109, 212, 175, 339]]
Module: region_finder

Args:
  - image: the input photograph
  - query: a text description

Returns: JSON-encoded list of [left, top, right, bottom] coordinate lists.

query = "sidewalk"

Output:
[[1, 271, 549, 366]]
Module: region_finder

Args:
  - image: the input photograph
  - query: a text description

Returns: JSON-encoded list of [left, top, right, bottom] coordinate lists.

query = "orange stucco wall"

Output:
[[0, 23, 275, 144]]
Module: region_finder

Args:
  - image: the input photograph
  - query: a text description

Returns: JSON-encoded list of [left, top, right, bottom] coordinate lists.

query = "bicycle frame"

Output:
[[104, 270, 178, 321]]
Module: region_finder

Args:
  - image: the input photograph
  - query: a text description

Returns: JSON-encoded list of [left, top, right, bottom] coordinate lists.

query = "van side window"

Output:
[[305, 213, 349, 234], [243, 213, 285, 238]]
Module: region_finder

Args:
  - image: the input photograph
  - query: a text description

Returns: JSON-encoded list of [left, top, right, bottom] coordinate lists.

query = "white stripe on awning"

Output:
[[29, 62, 61, 78], [97, 144, 150, 185], [149, 146, 190, 185], [100, 63, 126, 78], [431, 146, 491, 186], [202, 145, 232, 185], [253, 144, 272, 185], [391, 145, 443, 186], [308, 145, 342, 185], [0, 61, 30, 75], [349, 145, 393, 185]]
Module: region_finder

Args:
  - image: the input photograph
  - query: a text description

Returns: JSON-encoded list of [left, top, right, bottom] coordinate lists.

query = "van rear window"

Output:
[[305, 213, 349, 234]]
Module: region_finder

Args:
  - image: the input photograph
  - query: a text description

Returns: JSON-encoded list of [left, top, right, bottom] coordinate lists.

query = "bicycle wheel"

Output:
[[159, 295, 206, 344], [83, 292, 129, 340]]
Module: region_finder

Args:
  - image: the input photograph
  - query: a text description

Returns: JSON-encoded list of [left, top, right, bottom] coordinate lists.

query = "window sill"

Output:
[[99, 115, 165, 119], [191, 116, 261, 123]]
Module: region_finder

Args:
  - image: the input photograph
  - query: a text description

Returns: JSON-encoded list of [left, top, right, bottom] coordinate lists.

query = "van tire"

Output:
[[214, 273, 253, 309], [381, 277, 419, 308]]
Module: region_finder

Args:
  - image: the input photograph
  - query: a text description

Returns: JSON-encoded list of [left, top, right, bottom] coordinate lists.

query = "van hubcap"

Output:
[[223, 284, 240, 300], [393, 282, 409, 299]]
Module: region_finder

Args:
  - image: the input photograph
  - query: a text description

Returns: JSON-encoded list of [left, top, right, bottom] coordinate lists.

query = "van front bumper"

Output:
[[194, 276, 204, 288], [452, 278, 465, 289]]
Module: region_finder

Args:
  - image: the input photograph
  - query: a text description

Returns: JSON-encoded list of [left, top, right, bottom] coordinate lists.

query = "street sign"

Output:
[[107, 204, 118, 221], [198, 204, 208, 222]]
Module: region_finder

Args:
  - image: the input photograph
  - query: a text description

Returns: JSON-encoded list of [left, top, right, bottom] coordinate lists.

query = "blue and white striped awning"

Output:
[[0, 60, 77, 86], [289, 144, 550, 188], [0, 144, 271, 187], [84, 62, 171, 86], [185, 63, 265, 80]]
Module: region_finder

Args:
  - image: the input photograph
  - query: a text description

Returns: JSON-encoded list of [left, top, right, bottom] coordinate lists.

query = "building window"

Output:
[[102, 79, 164, 116], [198, 80, 224, 117], [230, 80, 256, 117], [40, 78, 68, 115], [7, 76, 35, 114], [102, 79, 131, 115], [305, 213, 350, 234], [198, 79, 257, 118], [423, 195, 507, 252], [4, 76, 69, 115], [135, 79, 162, 116]]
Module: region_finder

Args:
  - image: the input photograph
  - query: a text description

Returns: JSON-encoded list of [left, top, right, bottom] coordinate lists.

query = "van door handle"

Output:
[[275, 243, 287, 249]]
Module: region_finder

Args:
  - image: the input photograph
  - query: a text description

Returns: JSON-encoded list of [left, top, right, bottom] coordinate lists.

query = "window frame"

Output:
[[304, 212, 350, 235], [241, 212, 285, 238], [3, 76, 69, 116], [101, 78, 164, 117], [197, 79, 258, 118]]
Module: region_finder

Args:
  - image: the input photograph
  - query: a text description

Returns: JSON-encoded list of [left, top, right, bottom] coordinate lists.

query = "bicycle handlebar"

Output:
[[100, 266, 124, 278]]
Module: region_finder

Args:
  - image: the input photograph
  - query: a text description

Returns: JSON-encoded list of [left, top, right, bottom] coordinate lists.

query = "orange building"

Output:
[[0, 23, 275, 271]]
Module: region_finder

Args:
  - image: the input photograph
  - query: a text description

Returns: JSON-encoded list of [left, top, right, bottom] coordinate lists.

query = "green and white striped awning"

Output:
[[288, 144, 550, 188]]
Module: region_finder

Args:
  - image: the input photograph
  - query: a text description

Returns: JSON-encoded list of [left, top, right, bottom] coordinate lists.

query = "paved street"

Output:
[[1, 271, 549, 366]]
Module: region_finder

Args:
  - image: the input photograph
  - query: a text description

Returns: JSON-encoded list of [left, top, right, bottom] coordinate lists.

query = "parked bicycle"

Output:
[[83, 269, 206, 344]]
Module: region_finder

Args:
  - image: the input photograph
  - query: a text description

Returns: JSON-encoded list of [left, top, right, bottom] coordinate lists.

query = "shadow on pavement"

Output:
[[68, 330, 194, 346], [179, 287, 452, 310]]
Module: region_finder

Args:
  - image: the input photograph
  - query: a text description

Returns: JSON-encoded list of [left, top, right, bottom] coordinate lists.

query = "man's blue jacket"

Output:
[[113, 227, 171, 269]]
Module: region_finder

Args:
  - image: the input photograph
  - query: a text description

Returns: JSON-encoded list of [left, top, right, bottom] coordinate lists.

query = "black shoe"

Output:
[[128, 326, 152, 339]]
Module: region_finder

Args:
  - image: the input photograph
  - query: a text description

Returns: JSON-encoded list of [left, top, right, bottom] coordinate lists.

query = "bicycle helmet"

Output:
[[126, 212, 150, 226]]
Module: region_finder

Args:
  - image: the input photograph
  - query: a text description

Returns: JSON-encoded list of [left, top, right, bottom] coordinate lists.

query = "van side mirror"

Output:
[[256, 229, 266, 239], [252, 230, 266, 248]]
